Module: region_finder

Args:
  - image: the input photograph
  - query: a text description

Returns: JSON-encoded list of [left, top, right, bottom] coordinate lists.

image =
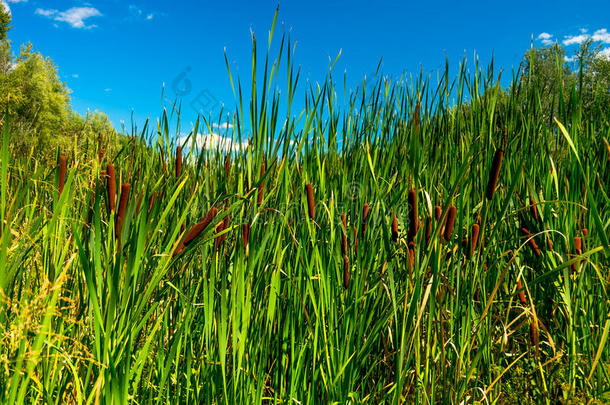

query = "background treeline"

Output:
[[0, 9, 119, 161]]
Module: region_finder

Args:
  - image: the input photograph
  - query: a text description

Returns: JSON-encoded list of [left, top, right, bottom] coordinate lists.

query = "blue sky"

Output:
[[3, 0, 610, 136]]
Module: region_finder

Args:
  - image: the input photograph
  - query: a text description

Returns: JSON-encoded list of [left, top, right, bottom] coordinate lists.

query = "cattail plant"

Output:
[[225, 155, 231, 178], [604, 137, 610, 162], [408, 189, 418, 241], [257, 161, 265, 206], [529, 198, 539, 223], [243, 222, 250, 250], [107, 164, 117, 213], [135, 193, 143, 215], [434, 205, 442, 221], [341, 213, 348, 255], [516, 279, 527, 307], [147, 191, 157, 214], [408, 241, 415, 270], [343, 255, 349, 289], [305, 183, 315, 220], [443, 206, 457, 242], [521, 227, 541, 257], [58, 155, 67, 197], [176, 146, 183, 177], [115, 184, 130, 245], [530, 318, 539, 348], [468, 223, 480, 259], [486, 144, 504, 200], [391, 214, 399, 242], [361, 203, 370, 236], [572, 236, 583, 272], [215, 214, 230, 252], [174, 207, 218, 256], [424, 215, 432, 246]]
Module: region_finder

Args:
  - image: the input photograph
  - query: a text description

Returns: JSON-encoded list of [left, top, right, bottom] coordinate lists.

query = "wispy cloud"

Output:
[[600, 48, 610, 59], [563, 33, 589, 46], [129, 4, 156, 21], [36, 7, 102, 29], [537, 32, 554, 45], [179, 132, 247, 153], [592, 28, 610, 43]]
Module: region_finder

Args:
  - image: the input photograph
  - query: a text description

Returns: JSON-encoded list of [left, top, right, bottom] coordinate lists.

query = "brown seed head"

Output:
[[176, 146, 183, 177], [424, 215, 432, 246], [215, 214, 230, 252], [521, 227, 541, 257], [343, 255, 350, 289], [224, 155, 231, 178], [530, 319, 539, 347], [408, 241, 415, 270], [115, 183, 130, 243], [443, 206, 457, 242], [469, 223, 480, 259], [529, 198, 539, 222], [107, 164, 116, 213], [434, 205, 442, 221], [361, 203, 370, 236], [175, 207, 218, 256], [486, 148, 504, 200], [305, 183, 315, 220], [391, 214, 399, 242], [243, 222, 250, 250], [517, 279, 527, 307]]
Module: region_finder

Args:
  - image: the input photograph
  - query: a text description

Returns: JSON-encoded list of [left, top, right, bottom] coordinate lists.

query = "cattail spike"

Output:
[[224, 155, 231, 178], [215, 214, 230, 252], [530, 318, 539, 347], [361, 203, 370, 237], [115, 184, 130, 245], [305, 183, 315, 220], [343, 255, 350, 289], [572, 236, 583, 272], [58, 155, 67, 197], [175, 207, 219, 256], [424, 215, 432, 246], [243, 223, 250, 250], [434, 205, 442, 221], [469, 224, 480, 259], [517, 279, 527, 307], [521, 227, 541, 257], [408, 241, 415, 269], [391, 214, 399, 242], [176, 146, 183, 177], [486, 146, 504, 200], [107, 164, 116, 213], [443, 206, 457, 242]]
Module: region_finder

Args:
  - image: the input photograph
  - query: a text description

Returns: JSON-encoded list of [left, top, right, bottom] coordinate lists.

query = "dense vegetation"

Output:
[[1, 10, 610, 404], [0, 8, 117, 161]]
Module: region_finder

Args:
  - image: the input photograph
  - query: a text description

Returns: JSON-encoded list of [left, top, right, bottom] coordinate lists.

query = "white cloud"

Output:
[[36, 7, 102, 29], [72, 74, 79, 78], [179, 132, 248, 153], [146, 13, 153, 20], [7, 0, 28, 3], [563, 34, 589, 46], [104, 88, 111, 92], [537, 32, 554, 45], [592, 28, 610, 43], [599, 48, 610, 59]]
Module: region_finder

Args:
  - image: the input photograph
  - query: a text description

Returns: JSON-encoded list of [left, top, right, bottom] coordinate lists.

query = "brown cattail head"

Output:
[[175, 207, 219, 256], [434, 205, 442, 221], [147, 191, 157, 213], [98, 147, 106, 163], [443, 206, 457, 242], [521, 227, 541, 257], [305, 183, 315, 220], [486, 147, 504, 200], [408, 189, 418, 241], [581, 228, 588, 238], [354, 226, 359, 254], [408, 241, 415, 270], [469, 224, 480, 259], [58, 155, 67, 197], [176, 146, 183, 177], [343, 255, 350, 289], [530, 318, 539, 347], [424, 215, 432, 246], [215, 214, 230, 252], [115, 183, 130, 244], [257, 161, 265, 206], [572, 236, 583, 272], [107, 164, 117, 213], [224, 155, 231, 178], [413, 99, 421, 132], [341, 213, 348, 255], [391, 214, 399, 242], [243, 222, 250, 250], [361, 203, 370, 236], [517, 279, 527, 307]]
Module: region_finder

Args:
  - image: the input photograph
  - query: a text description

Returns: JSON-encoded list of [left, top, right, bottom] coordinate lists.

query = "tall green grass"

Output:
[[0, 12, 609, 404]]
